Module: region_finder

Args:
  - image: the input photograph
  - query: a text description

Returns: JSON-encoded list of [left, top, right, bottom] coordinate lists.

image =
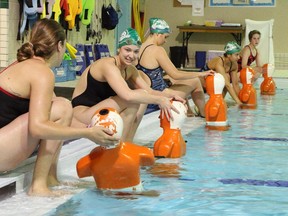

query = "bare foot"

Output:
[[186, 99, 195, 117], [48, 178, 61, 187], [187, 109, 195, 117], [190, 106, 205, 118], [27, 187, 72, 197]]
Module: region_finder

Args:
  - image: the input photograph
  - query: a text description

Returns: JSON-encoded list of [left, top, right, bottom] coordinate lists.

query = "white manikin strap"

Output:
[[206, 121, 228, 126], [245, 68, 253, 84], [170, 101, 187, 129], [105, 182, 144, 192], [267, 64, 274, 77], [214, 73, 225, 94]]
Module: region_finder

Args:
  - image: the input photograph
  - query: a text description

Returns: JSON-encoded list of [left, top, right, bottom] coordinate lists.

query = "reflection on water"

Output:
[[147, 162, 182, 178]]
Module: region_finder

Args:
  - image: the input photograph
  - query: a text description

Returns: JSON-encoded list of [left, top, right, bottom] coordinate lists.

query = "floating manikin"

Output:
[[261, 63, 276, 95], [238, 67, 257, 109], [76, 108, 155, 191], [205, 73, 230, 131], [154, 101, 187, 158]]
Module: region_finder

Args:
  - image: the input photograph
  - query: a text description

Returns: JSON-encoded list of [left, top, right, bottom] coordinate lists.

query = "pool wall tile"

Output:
[[0, 2, 9, 68]]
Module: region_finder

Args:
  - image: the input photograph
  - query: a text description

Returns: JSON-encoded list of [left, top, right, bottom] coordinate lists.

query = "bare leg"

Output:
[[0, 114, 39, 172], [28, 139, 64, 196], [167, 78, 206, 117], [72, 96, 141, 142], [125, 104, 148, 142], [47, 144, 62, 186], [119, 103, 141, 142], [186, 98, 195, 117], [125, 71, 151, 141], [28, 97, 73, 196], [190, 81, 206, 117]]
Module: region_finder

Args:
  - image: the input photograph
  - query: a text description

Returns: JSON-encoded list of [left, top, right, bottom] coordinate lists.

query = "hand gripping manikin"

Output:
[[261, 63, 276, 95], [154, 101, 187, 158], [238, 67, 257, 109], [76, 108, 155, 191]]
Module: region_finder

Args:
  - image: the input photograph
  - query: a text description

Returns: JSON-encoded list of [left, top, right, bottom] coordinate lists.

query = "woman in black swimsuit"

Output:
[[0, 19, 118, 197], [72, 28, 185, 142], [202, 41, 242, 105]]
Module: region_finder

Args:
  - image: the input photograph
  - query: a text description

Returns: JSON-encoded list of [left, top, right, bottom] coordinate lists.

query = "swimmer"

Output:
[[0, 19, 118, 197], [238, 30, 263, 79], [202, 41, 243, 105], [71, 27, 186, 142], [136, 18, 214, 118]]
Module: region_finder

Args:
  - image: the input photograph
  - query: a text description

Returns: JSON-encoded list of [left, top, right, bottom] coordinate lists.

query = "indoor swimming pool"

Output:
[[1, 78, 288, 216]]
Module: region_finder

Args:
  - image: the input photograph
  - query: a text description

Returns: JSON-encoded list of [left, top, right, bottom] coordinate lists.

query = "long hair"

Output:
[[17, 18, 65, 62]]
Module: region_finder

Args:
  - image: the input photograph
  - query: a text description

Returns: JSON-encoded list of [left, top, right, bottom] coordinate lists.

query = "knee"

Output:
[[195, 78, 203, 87], [51, 97, 73, 126], [130, 102, 141, 111], [121, 103, 140, 119], [129, 103, 141, 116], [133, 105, 146, 123], [191, 78, 204, 92]]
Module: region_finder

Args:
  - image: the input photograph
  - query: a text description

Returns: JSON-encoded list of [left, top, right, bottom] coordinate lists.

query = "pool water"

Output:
[[46, 80, 288, 216]]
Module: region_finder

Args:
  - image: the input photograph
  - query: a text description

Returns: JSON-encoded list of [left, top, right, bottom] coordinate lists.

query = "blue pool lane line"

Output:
[[178, 178, 195, 181], [239, 136, 288, 142], [220, 179, 288, 187], [179, 178, 288, 187]]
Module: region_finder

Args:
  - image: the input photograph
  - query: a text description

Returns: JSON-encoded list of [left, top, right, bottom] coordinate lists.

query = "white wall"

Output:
[[143, 0, 288, 69]]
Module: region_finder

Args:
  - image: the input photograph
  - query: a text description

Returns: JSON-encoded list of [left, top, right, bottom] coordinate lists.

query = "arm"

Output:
[[255, 50, 263, 67], [103, 65, 178, 119], [240, 46, 251, 69], [28, 65, 118, 145], [132, 69, 186, 103], [215, 63, 242, 105], [254, 50, 263, 75], [230, 63, 241, 96], [241, 46, 262, 74], [156, 47, 214, 80]]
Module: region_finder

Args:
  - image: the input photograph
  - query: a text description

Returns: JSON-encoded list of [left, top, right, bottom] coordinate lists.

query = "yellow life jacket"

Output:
[[40, 0, 55, 19], [65, 0, 82, 29], [52, 0, 61, 22]]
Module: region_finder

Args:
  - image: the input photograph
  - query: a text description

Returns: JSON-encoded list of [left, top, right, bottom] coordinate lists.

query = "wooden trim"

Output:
[[173, 0, 191, 7], [177, 25, 243, 34]]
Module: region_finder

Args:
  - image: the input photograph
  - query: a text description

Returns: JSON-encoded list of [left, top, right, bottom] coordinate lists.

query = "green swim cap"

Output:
[[118, 28, 142, 48], [224, 41, 241, 55], [149, 18, 171, 34]]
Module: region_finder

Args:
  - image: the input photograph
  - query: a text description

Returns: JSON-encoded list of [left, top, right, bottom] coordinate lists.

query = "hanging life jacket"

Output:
[[80, 0, 95, 26], [19, 0, 38, 38]]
